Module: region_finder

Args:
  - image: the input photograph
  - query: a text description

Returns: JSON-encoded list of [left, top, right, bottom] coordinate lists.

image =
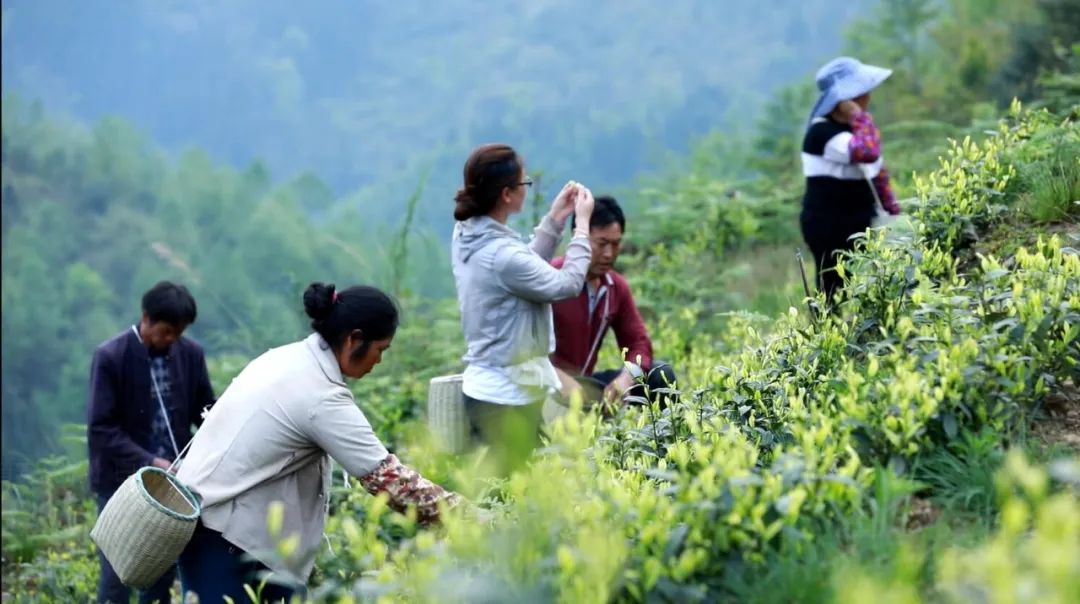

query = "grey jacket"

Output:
[[451, 214, 591, 368]]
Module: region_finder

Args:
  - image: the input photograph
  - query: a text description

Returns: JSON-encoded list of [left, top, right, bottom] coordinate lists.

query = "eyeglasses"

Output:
[[516, 177, 534, 189]]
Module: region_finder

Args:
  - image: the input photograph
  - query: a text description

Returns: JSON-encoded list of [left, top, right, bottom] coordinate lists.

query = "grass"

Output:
[[722, 242, 808, 318], [1011, 130, 1080, 224], [911, 429, 1004, 522], [721, 418, 1077, 604], [719, 469, 997, 604], [1018, 155, 1080, 223]]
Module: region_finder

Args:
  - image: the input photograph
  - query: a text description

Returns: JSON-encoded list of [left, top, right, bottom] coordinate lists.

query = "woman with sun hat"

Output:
[[800, 56, 901, 302]]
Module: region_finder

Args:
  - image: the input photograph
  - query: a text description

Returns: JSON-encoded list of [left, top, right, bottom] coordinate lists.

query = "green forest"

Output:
[[0, 0, 871, 237], [2, 0, 1079, 601]]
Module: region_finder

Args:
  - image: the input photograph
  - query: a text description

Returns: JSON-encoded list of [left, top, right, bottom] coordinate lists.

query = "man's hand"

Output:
[[603, 370, 637, 405], [151, 457, 174, 472]]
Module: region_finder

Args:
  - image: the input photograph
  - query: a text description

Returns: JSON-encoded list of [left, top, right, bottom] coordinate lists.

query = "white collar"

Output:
[[305, 332, 346, 387]]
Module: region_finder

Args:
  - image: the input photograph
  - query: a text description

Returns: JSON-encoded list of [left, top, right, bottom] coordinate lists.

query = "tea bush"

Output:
[[298, 104, 1079, 602], [834, 452, 1080, 604], [1, 449, 99, 602], [933, 452, 1080, 604], [3, 101, 1076, 603]]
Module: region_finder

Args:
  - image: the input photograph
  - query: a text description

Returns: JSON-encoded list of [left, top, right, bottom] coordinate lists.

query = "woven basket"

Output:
[[90, 467, 201, 588], [428, 374, 468, 453]]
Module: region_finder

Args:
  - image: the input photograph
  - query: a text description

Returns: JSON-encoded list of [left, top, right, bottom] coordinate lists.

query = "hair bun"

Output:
[[303, 282, 337, 321], [455, 143, 521, 221], [453, 188, 478, 221]]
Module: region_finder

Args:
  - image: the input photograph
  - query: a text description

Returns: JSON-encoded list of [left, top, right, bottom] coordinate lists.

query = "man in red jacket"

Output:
[[550, 195, 677, 407]]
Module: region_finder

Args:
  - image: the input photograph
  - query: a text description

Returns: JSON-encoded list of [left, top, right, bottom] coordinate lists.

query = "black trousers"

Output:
[[800, 209, 873, 302], [590, 361, 678, 407], [178, 522, 299, 603]]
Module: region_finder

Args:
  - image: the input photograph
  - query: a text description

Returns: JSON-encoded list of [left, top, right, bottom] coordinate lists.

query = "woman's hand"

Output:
[[833, 100, 862, 124], [573, 185, 595, 230], [548, 180, 579, 223], [464, 504, 497, 526]]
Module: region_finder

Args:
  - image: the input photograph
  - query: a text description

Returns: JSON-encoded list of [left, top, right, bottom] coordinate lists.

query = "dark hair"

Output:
[[142, 281, 198, 325], [454, 143, 524, 221], [571, 195, 626, 232], [303, 282, 399, 358]]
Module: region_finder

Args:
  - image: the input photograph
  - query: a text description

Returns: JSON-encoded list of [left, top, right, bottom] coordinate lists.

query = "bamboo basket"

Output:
[[90, 467, 201, 588], [427, 374, 468, 453]]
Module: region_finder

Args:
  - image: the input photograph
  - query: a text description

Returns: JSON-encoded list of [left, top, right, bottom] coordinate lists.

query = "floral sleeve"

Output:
[[358, 454, 462, 524], [848, 111, 882, 163], [872, 164, 901, 215]]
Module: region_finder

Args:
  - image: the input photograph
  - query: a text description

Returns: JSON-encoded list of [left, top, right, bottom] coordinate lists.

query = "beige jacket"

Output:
[[176, 333, 389, 581]]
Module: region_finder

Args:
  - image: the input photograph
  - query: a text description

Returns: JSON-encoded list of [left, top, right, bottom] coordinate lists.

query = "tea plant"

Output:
[[3, 97, 1077, 604], [833, 452, 1080, 604], [302, 103, 1080, 602]]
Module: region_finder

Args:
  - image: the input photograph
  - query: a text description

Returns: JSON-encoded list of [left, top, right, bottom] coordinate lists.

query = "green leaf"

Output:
[[663, 523, 690, 561], [943, 412, 958, 439], [889, 455, 908, 476]]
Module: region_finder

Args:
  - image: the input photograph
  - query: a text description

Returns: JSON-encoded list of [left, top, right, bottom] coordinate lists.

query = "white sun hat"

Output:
[[808, 56, 892, 125]]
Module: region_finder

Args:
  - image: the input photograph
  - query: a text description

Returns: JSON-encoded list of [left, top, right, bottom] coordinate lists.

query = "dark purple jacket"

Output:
[[87, 326, 216, 495]]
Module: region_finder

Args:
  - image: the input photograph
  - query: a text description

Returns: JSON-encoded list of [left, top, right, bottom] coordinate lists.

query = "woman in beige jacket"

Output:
[[175, 282, 460, 602]]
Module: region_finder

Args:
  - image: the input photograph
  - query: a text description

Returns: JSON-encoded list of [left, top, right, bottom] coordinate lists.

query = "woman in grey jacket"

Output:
[[451, 143, 594, 476]]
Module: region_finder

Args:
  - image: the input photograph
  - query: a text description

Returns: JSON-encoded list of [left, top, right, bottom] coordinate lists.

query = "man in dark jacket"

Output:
[[87, 281, 216, 604], [550, 196, 677, 407]]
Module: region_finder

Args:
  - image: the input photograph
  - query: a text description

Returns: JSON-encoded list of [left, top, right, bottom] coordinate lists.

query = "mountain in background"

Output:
[[0, 0, 880, 477], [1, 0, 869, 232]]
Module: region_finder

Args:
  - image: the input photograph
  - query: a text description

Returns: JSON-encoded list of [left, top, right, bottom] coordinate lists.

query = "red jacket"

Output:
[[550, 257, 653, 376]]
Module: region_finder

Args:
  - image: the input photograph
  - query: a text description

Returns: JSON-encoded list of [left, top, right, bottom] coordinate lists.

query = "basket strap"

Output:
[[151, 371, 181, 459], [166, 436, 196, 474], [861, 166, 887, 218], [133, 325, 181, 459]]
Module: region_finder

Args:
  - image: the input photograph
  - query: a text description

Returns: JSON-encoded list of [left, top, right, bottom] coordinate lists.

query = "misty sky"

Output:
[[2, 0, 870, 224]]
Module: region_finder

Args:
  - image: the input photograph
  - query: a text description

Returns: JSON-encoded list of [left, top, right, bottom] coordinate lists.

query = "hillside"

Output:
[[0, 0, 870, 233], [4, 98, 1077, 603], [6, 0, 1076, 481], [312, 102, 1080, 604], [2, 0, 1079, 601]]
